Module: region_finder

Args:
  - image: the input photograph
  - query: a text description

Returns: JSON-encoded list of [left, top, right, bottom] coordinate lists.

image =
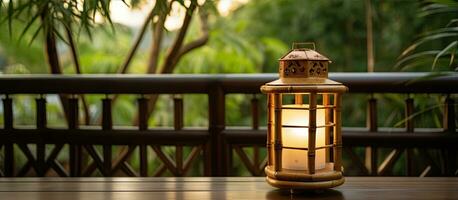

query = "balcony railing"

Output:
[[0, 72, 457, 177]]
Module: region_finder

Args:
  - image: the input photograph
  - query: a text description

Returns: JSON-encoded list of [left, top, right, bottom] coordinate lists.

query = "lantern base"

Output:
[[266, 176, 344, 190], [265, 164, 344, 190]]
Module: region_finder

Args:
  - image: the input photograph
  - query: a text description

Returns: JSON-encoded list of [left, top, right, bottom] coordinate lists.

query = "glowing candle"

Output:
[[282, 104, 326, 170]]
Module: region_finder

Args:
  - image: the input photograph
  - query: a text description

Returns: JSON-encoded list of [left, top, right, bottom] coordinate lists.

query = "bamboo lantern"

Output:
[[261, 42, 347, 190]]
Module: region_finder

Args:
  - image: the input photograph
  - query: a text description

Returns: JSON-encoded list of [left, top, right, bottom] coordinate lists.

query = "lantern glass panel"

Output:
[[281, 104, 326, 170]]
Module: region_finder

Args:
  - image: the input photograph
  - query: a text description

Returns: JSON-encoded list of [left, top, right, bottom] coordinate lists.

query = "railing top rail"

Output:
[[0, 72, 456, 94]]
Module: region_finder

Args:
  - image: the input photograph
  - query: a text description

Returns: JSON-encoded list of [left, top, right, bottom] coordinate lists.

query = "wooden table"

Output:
[[0, 177, 457, 200]]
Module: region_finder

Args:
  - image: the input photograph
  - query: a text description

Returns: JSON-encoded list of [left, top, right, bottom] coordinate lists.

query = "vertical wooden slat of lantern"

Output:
[[36, 96, 47, 176], [334, 93, 343, 172], [405, 97, 414, 176], [267, 94, 274, 166], [308, 93, 317, 174], [366, 96, 378, 175], [137, 97, 148, 176], [174, 95, 184, 176], [102, 97, 113, 176], [251, 95, 259, 169], [323, 94, 331, 163], [68, 97, 81, 177], [295, 94, 303, 105], [273, 93, 282, 171], [3, 96, 14, 176]]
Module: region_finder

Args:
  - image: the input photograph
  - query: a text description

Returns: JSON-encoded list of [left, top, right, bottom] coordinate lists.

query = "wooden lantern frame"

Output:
[[261, 43, 347, 190]]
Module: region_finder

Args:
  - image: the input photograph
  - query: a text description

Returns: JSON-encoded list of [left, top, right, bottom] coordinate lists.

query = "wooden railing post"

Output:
[[208, 84, 226, 176], [102, 97, 113, 176], [2, 95, 14, 176], [251, 95, 259, 174], [405, 97, 414, 176], [68, 97, 81, 176], [365, 96, 378, 175], [443, 95, 456, 176], [444, 95, 456, 133], [36, 96, 47, 176], [137, 97, 148, 177], [174, 95, 184, 176]]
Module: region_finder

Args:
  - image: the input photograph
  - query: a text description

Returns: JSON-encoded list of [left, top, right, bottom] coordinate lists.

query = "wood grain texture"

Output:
[[0, 177, 457, 200]]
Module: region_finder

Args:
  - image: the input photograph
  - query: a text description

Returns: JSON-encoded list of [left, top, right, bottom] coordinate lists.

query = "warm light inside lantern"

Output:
[[282, 104, 326, 170]]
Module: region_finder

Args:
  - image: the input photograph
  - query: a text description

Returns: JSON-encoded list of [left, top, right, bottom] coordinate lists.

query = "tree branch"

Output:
[[147, 3, 171, 74], [133, 2, 204, 125], [41, 5, 72, 125], [175, 8, 209, 63], [159, 1, 198, 74], [65, 26, 91, 125], [65, 27, 82, 74], [118, 8, 155, 74]]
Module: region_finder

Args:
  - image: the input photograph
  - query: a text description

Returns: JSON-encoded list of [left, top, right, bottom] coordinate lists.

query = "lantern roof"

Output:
[[261, 42, 347, 93], [279, 48, 330, 62]]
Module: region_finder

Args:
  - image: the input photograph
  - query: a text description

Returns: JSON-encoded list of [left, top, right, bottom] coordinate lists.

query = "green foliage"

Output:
[[229, 0, 423, 72], [0, 19, 47, 73], [0, 0, 117, 43], [396, 0, 458, 71], [75, 24, 138, 74]]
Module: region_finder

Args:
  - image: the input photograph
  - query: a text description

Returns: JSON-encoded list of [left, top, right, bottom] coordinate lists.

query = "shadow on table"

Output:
[[266, 189, 344, 200]]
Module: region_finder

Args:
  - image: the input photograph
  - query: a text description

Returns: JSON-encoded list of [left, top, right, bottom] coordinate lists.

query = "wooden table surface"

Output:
[[0, 177, 457, 200]]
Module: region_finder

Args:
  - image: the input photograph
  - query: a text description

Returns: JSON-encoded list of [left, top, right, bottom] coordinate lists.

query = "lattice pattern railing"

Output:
[[1, 94, 207, 177], [0, 73, 457, 177]]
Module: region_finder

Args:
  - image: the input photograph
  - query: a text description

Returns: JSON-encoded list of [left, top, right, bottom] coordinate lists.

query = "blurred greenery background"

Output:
[[0, 0, 457, 176]]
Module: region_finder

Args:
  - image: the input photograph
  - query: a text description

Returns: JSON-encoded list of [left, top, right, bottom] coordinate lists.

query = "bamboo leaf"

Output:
[[52, 26, 69, 45], [400, 33, 457, 57], [428, 0, 458, 7], [7, 0, 13, 37], [99, 0, 115, 33], [395, 50, 440, 69], [397, 59, 434, 72], [28, 25, 43, 46], [417, 27, 458, 38], [18, 12, 41, 42], [419, 3, 458, 17], [432, 41, 457, 70], [446, 19, 458, 27], [393, 104, 441, 128], [449, 47, 456, 68]]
